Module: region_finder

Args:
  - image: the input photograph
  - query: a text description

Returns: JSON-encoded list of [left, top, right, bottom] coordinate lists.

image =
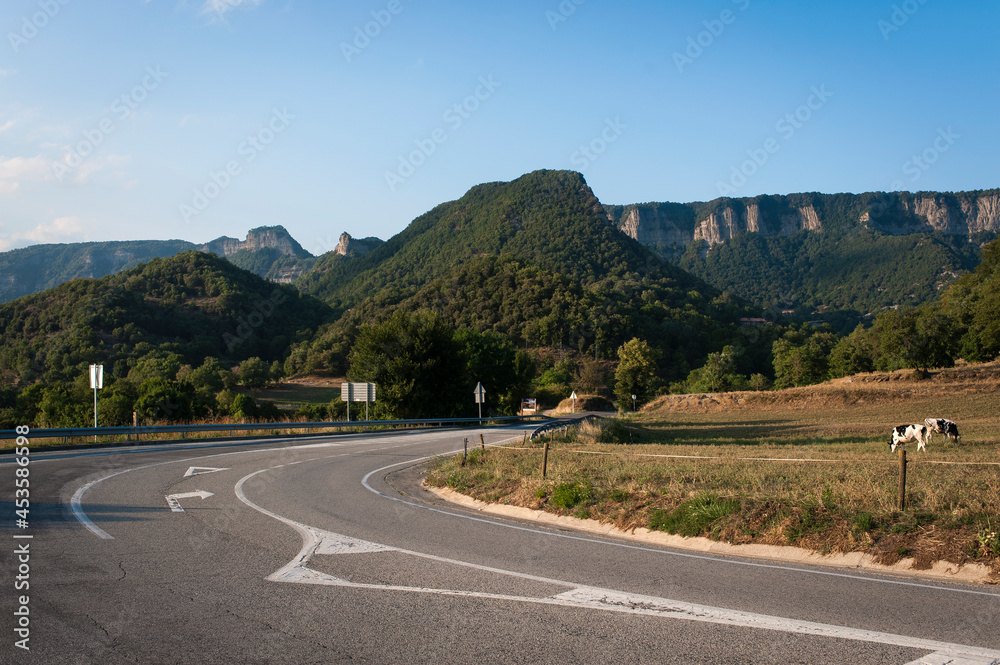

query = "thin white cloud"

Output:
[[0, 155, 53, 194], [0, 120, 15, 133], [0, 216, 90, 250]]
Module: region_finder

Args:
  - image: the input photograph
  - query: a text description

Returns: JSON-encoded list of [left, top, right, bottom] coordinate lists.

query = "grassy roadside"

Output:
[[426, 367, 1000, 575]]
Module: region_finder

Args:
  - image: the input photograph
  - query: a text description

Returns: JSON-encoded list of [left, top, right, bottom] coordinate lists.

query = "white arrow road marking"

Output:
[[165, 490, 214, 512], [235, 467, 1000, 664], [184, 466, 230, 477]]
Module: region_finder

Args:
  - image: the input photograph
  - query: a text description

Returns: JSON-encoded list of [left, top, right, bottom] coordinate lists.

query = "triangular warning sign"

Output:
[[183, 466, 229, 478]]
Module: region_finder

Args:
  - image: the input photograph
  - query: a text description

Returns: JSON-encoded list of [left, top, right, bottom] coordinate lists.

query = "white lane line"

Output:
[[67, 429, 494, 539], [905, 655, 999, 665], [234, 466, 1000, 663], [361, 453, 1000, 599]]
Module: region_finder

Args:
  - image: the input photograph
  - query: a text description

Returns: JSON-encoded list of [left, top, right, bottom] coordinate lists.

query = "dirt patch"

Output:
[[647, 360, 1000, 415], [549, 394, 615, 415]]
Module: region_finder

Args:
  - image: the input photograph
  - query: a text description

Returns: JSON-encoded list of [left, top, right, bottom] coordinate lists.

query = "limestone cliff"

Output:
[[861, 192, 1000, 237], [612, 191, 1000, 252], [200, 225, 312, 258], [334, 232, 377, 257], [609, 198, 827, 251]]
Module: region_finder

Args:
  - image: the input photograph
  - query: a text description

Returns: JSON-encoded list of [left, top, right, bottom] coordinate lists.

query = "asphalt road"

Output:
[[2, 426, 999, 664]]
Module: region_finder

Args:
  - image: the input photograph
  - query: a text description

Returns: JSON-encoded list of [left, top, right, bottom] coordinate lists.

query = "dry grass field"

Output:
[[426, 361, 1000, 575]]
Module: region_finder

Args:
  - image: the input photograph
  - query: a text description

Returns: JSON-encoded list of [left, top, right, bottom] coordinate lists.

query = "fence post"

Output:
[[479, 433, 485, 451], [897, 448, 907, 511], [462, 437, 468, 467], [542, 439, 550, 479]]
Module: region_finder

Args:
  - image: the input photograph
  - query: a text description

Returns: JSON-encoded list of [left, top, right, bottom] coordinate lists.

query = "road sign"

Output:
[[341, 383, 376, 421], [474, 382, 486, 418], [89, 364, 103, 390], [340, 383, 376, 402], [89, 364, 104, 438], [570, 391, 577, 413]]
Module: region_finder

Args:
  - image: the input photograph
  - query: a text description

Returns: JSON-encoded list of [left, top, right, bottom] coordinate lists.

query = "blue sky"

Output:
[[0, 0, 996, 254]]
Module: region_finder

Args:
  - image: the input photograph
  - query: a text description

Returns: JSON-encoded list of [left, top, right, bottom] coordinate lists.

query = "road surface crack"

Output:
[[117, 560, 127, 582]]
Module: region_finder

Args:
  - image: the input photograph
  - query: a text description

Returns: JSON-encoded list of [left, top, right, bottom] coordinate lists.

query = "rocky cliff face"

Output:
[[862, 192, 1000, 237], [200, 226, 311, 258], [614, 191, 1000, 252], [693, 204, 822, 245], [334, 232, 374, 257], [611, 199, 826, 250]]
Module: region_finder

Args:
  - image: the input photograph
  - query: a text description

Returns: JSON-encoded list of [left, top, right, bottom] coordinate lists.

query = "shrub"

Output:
[[649, 495, 740, 537], [551, 482, 590, 509]]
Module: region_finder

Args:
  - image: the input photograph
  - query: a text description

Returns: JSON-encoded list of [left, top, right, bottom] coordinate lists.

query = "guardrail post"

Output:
[[897, 448, 907, 511], [542, 438, 550, 479]]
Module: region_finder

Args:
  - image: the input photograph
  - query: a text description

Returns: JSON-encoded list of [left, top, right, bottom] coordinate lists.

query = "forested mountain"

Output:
[[0, 226, 316, 301], [0, 251, 331, 386], [3, 170, 997, 427], [0, 239, 197, 303], [287, 170, 763, 381], [607, 190, 998, 322]]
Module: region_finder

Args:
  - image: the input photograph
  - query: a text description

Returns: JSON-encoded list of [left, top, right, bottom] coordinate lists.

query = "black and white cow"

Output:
[[890, 424, 930, 452], [924, 418, 961, 443]]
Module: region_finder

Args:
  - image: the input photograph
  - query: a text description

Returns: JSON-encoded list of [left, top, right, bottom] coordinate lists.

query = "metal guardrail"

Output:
[[529, 414, 602, 439], [1, 415, 550, 444]]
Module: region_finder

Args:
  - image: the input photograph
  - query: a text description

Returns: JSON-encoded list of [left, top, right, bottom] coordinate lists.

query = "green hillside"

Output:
[[607, 191, 994, 328], [289, 170, 761, 381], [0, 239, 197, 303], [0, 251, 332, 386], [678, 228, 979, 318]]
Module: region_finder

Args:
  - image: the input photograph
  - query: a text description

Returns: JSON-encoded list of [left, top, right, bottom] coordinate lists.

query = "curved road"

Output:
[[4, 426, 999, 664]]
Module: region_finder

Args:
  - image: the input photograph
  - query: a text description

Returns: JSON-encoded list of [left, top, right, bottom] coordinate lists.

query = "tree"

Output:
[[98, 381, 139, 426], [134, 378, 193, 423], [237, 357, 271, 390], [574, 357, 607, 396], [871, 308, 959, 371], [828, 325, 876, 378], [347, 310, 467, 419], [231, 394, 257, 421], [693, 346, 738, 393], [614, 338, 660, 409], [455, 329, 533, 415], [772, 332, 838, 388]]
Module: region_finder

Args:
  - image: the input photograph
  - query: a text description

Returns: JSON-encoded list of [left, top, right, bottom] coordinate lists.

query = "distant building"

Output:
[[739, 318, 768, 327]]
